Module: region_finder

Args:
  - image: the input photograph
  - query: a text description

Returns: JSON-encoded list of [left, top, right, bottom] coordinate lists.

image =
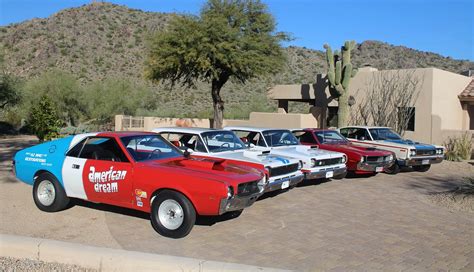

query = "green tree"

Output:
[[324, 41, 357, 127], [83, 78, 155, 123], [23, 70, 85, 126], [28, 95, 62, 142], [0, 45, 21, 110], [145, 0, 288, 128]]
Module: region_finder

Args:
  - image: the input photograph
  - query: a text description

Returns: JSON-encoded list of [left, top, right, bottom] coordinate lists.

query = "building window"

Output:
[[326, 106, 338, 127], [398, 107, 415, 131]]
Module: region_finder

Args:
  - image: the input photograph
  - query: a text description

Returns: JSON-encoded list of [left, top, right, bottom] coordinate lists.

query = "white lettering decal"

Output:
[[88, 166, 126, 193]]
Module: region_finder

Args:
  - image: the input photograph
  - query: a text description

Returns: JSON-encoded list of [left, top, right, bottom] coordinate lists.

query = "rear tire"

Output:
[[384, 163, 400, 175], [33, 173, 70, 212], [332, 171, 347, 180], [150, 190, 196, 239], [413, 165, 431, 172]]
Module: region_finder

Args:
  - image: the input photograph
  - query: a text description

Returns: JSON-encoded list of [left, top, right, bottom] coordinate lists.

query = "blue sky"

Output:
[[1, 0, 473, 60]]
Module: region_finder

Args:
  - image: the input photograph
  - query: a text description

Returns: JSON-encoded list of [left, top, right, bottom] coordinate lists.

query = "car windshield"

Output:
[[262, 130, 299, 147], [369, 128, 403, 140], [314, 131, 348, 144], [120, 135, 182, 162], [201, 131, 246, 153]]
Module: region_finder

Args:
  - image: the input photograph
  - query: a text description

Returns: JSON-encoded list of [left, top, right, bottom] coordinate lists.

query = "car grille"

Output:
[[416, 149, 436, 156], [367, 156, 383, 163], [269, 163, 299, 177], [366, 156, 392, 163], [237, 180, 260, 196], [315, 158, 343, 166]]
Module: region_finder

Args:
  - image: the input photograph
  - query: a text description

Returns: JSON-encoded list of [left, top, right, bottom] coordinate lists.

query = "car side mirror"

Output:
[[183, 148, 193, 158], [248, 143, 255, 148]]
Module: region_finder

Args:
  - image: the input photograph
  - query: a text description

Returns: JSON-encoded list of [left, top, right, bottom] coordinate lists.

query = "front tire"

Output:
[[33, 172, 70, 212], [150, 190, 196, 239], [384, 163, 400, 175], [413, 165, 431, 172]]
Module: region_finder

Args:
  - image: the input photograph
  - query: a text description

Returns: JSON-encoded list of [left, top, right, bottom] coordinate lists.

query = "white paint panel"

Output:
[[68, 133, 98, 149], [62, 157, 88, 199]]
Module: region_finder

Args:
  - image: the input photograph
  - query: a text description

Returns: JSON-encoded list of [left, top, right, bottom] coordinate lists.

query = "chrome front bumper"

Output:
[[265, 173, 304, 193], [398, 156, 443, 166], [357, 160, 395, 172], [219, 191, 261, 215], [304, 166, 347, 180]]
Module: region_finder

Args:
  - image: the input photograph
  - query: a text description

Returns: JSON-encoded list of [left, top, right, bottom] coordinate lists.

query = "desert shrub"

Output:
[[27, 95, 62, 142], [444, 133, 472, 161]]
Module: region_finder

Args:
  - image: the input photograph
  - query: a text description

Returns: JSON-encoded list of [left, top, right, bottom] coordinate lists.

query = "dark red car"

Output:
[[292, 129, 395, 175]]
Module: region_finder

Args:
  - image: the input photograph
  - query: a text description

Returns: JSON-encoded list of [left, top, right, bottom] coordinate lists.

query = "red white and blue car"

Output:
[[13, 132, 265, 238], [339, 126, 444, 173]]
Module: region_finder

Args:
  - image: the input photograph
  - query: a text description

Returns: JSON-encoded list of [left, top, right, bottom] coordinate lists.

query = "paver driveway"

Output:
[[1, 136, 473, 271]]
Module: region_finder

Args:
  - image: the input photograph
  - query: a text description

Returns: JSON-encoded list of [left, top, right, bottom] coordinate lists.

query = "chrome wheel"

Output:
[[37, 179, 55, 206], [158, 199, 184, 230]]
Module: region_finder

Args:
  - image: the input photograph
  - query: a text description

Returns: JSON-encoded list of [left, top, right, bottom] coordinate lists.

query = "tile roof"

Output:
[[459, 79, 474, 100]]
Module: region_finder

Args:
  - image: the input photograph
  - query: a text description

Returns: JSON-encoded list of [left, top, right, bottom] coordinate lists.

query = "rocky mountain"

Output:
[[1, 2, 472, 117]]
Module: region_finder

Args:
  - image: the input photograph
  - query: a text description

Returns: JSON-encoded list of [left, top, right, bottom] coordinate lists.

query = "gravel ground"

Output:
[[0, 257, 97, 272]]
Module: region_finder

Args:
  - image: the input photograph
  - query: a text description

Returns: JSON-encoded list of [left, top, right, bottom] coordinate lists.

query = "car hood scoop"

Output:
[[178, 158, 226, 170]]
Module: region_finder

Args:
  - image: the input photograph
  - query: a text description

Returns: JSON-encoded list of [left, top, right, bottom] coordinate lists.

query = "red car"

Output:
[[292, 129, 395, 175], [13, 132, 265, 238]]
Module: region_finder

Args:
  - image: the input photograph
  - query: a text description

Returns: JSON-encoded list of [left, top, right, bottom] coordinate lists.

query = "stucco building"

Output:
[[268, 67, 474, 145]]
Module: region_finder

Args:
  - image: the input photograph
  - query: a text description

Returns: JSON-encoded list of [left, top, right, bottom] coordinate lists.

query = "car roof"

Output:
[[152, 127, 221, 134], [225, 126, 292, 132], [96, 131, 157, 138], [292, 128, 338, 132], [339, 126, 390, 129]]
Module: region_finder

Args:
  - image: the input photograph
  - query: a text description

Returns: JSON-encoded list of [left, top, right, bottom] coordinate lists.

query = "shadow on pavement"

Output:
[[404, 175, 467, 195], [71, 198, 242, 227]]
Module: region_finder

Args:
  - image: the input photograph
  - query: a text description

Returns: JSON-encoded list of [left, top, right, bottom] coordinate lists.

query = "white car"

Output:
[[152, 127, 305, 193], [338, 126, 444, 173], [224, 126, 347, 180]]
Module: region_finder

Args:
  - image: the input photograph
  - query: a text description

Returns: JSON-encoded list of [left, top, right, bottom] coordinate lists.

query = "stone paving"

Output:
[[1, 136, 473, 271]]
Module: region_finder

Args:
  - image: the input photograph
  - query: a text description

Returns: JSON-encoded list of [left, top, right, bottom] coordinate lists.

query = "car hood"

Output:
[[326, 143, 393, 156], [268, 145, 344, 160], [383, 139, 435, 150], [205, 149, 300, 168], [142, 157, 263, 186]]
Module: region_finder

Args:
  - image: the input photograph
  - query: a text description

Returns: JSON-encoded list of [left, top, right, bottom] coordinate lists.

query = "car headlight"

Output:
[[387, 154, 394, 161], [342, 155, 347, 163], [360, 156, 365, 163], [227, 186, 234, 199], [298, 160, 303, 170], [436, 148, 443, 155], [409, 149, 416, 156], [257, 176, 267, 192], [310, 158, 317, 167]]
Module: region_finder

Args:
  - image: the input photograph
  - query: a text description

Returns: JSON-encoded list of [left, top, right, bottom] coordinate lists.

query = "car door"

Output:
[[62, 136, 133, 206]]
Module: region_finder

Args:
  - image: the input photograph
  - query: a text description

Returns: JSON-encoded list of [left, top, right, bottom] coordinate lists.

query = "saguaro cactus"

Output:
[[324, 41, 357, 127]]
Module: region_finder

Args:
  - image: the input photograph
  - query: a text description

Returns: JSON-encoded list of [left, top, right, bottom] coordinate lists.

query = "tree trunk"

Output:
[[211, 76, 228, 129], [337, 91, 349, 128]]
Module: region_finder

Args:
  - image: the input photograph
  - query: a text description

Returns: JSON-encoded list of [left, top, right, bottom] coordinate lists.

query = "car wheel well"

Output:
[[150, 188, 198, 214], [34, 170, 53, 181]]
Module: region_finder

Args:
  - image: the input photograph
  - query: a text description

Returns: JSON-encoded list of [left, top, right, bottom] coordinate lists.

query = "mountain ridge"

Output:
[[1, 2, 472, 117]]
